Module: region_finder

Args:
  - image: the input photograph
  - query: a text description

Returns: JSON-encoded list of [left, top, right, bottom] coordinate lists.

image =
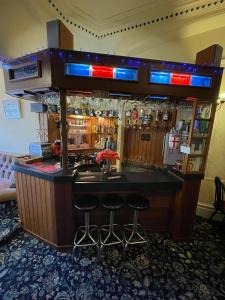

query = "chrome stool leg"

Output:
[[100, 210, 124, 257], [72, 211, 99, 260], [124, 209, 148, 250]]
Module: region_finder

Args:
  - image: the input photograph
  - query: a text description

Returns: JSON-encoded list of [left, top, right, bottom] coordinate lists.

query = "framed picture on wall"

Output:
[[2, 99, 21, 119]]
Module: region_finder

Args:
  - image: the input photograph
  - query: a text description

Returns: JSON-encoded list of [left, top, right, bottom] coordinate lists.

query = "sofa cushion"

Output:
[[0, 153, 18, 202], [0, 154, 17, 181], [0, 178, 16, 202], [0, 187, 16, 202], [0, 178, 10, 189]]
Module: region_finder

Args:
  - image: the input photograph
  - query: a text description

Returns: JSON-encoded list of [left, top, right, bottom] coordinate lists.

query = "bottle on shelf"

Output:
[[106, 136, 112, 149]]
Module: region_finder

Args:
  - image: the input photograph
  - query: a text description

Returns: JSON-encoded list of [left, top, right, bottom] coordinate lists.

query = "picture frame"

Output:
[[187, 157, 202, 172], [2, 99, 22, 119]]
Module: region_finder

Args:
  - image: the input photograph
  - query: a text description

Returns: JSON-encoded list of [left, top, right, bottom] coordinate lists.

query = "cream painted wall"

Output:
[[197, 73, 225, 215], [0, 0, 99, 59], [0, 68, 39, 154]]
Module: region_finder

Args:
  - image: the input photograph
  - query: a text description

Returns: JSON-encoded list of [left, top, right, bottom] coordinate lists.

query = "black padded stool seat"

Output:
[[126, 194, 149, 210], [75, 195, 99, 211], [102, 194, 125, 210]]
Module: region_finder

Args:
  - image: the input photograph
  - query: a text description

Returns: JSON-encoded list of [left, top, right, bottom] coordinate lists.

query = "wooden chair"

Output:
[[208, 177, 225, 222]]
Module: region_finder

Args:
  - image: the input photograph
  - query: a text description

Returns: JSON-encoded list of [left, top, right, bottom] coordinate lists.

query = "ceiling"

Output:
[[1, 0, 225, 62], [51, 0, 224, 33], [57, 0, 174, 27]]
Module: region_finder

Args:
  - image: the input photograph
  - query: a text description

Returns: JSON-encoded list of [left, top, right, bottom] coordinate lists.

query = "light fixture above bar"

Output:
[[149, 71, 212, 88], [149, 95, 168, 100], [65, 63, 138, 81], [109, 92, 132, 97]]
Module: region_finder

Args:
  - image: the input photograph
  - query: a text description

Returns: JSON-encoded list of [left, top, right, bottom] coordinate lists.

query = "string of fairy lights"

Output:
[[0, 0, 224, 62], [48, 0, 225, 39]]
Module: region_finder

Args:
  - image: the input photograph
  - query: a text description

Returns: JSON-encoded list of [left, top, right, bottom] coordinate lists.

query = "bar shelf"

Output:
[[179, 100, 214, 174]]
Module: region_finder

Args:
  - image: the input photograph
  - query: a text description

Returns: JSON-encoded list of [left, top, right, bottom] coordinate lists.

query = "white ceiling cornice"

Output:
[[49, 0, 225, 37]]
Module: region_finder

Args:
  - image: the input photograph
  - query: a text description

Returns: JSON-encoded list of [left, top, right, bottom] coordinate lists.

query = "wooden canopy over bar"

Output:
[[3, 48, 223, 100]]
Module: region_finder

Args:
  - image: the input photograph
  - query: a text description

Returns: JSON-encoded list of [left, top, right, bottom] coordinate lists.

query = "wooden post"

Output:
[[195, 44, 223, 67], [59, 90, 68, 172], [116, 111, 125, 172], [47, 20, 73, 50]]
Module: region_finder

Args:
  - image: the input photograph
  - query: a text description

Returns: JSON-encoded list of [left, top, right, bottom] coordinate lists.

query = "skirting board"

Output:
[[197, 202, 224, 221]]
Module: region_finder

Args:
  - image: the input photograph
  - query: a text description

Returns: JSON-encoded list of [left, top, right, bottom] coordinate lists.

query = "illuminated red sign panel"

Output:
[[91, 66, 114, 79], [170, 73, 191, 85]]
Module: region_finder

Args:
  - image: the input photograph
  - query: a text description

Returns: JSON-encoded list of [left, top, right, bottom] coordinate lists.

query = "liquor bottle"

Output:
[[163, 110, 169, 127], [98, 123, 101, 133], [106, 136, 112, 149], [126, 110, 131, 128], [154, 110, 159, 127], [163, 110, 169, 121], [101, 124, 105, 134], [139, 108, 144, 118], [131, 106, 138, 121]]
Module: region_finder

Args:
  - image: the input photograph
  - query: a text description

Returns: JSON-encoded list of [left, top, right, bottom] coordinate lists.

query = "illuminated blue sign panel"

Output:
[[150, 72, 171, 84], [114, 68, 138, 81], [149, 71, 212, 88], [65, 63, 90, 77], [190, 75, 211, 88]]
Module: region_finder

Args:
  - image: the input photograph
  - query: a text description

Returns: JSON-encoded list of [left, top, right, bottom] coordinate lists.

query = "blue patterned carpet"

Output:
[[0, 203, 225, 300], [0, 201, 21, 246]]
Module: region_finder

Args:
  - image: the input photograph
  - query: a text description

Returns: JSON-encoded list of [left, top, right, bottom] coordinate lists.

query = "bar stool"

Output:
[[72, 194, 100, 259], [100, 194, 125, 256], [123, 194, 149, 251]]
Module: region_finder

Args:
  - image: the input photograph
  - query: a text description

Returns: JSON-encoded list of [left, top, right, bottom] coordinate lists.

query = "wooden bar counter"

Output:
[[13, 161, 184, 249]]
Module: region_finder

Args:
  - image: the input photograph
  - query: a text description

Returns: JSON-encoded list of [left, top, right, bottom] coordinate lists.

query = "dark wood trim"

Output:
[[23, 228, 72, 250], [170, 178, 202, 241], [195, 44, 223, 67], [59, 89, 68, 171], [47, 19, 73, 50]]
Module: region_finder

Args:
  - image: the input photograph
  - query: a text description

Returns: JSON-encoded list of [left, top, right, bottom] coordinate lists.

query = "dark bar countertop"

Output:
[[74, 170, 182, 192], [12, 160, 75, 182], [13, 160, 182, 192]]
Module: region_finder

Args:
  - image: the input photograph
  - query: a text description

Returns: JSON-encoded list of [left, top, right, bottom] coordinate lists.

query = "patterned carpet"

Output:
[[0, 203, 225, 300], [0, 201, 21, 246]]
